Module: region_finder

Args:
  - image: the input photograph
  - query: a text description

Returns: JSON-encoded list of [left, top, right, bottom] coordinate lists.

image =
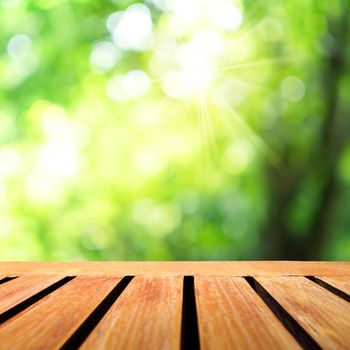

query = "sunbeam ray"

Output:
[[216, 55, 298, 72], [222, 77, 265, 92], [199, 95, 219, 166], [210, 89, 283, 170], [164, 95, 185, 123]]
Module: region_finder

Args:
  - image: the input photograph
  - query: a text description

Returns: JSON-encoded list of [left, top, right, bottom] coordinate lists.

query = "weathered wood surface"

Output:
[[0, 262, 349, 349], [0, 261, 349, 276], [316, 275, 350, 295], [195, 276, 300, 350], [256, 276, 350, 350], [0, 276, 121, 350], [82, 276, 182, 350], [0, 275, 63, 316]]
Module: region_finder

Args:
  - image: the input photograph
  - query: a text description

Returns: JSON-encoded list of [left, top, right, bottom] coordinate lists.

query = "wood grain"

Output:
[[0, 276, 121, 350], [81, 276, 183, 350], [195, 276, 300, 350], [316, 276, 350, 295], [0, 261, 349, 276], [256, 276, 350, 350], [0, 264, 348, 349], [0, 275, 63, 316]]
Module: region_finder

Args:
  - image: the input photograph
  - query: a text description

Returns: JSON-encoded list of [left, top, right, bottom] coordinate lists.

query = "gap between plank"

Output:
[[0, 277, 17, 285], [244, 276, 321, 350], [0, 276, 75, 325], [181, 276, 200, 350], [60, 276, 133, 350], [306, 276, 350, 303]]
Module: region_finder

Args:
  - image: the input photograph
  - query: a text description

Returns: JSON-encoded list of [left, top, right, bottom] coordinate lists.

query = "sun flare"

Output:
[[96, 0, 286, 168]]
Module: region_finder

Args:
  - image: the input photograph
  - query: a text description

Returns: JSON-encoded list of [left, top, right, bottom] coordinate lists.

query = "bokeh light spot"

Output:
[[123, 70, 151, 98], [90, 41, 121, 72], [281, 76, 306, 102], [112, 4, 153, 51], [7, 34, 32, 59]]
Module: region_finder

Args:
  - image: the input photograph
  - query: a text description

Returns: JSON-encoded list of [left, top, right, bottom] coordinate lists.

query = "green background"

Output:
[[0, 0, 349, 261]]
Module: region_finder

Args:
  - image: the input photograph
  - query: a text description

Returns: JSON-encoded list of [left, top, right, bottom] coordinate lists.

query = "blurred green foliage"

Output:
[[0, 0, 349, 261]]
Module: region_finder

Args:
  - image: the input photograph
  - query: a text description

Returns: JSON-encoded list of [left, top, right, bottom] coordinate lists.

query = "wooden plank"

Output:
[[0, 275, 64, 316], [0, 276, 121, 350], [256, 276, 350, 350], [0, 261, 349, 276], [316, 276, 350, 295], [81, 276, 183, 350], [195, 276, 300, 350]]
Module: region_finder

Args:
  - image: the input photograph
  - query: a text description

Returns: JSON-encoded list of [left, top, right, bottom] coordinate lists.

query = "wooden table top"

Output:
[[0, 261, 349, 349]]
